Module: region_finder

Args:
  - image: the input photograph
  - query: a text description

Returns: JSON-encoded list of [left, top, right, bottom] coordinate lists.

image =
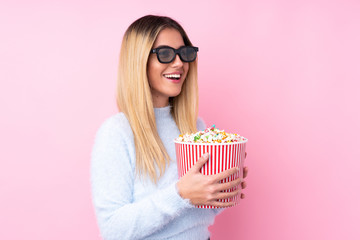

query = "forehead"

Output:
[[153, 28, 185, 48]]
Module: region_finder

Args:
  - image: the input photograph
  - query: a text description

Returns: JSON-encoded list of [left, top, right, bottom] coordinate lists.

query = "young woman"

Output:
[[91, 15, 248, 240]]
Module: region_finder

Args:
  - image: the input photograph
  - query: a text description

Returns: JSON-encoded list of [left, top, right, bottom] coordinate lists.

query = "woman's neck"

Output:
[[152, 96, 169, 108]]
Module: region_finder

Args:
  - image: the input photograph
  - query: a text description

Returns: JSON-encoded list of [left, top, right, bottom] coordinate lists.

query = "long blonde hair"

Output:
[[117, 15, 199, 183]]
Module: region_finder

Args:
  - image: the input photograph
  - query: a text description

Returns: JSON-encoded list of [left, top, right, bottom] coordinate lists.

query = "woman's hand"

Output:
[[176, 152, 248, 208]]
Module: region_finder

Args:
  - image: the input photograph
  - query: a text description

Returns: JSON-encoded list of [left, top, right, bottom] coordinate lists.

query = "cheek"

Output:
[[184, 63, 190, 76], [147, 64, 155, 79], [150, 61, 165, 75], [147, 61, 162, 83]]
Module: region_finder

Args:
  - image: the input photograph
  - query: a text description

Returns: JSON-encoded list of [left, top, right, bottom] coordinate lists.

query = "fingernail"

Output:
[[204, 153, 209, 158]]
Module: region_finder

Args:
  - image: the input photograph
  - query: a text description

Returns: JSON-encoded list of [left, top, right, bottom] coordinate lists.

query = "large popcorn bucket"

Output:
[[174, 140, 248, 208]]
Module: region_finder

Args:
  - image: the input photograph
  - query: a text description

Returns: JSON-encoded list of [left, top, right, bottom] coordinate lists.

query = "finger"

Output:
[[215, 189, 239, 200], [216, 178, 241, 191], [191, 152, 209, 172], [210, 200, 236, 208], [241, 181, 247, 189], [240, 193, 245, 199], [243, 166, 248, 178], [213, 167, 239, 182]]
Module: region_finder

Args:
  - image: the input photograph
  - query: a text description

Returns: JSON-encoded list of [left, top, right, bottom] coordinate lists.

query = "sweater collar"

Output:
[[154, 105, 171, 118]]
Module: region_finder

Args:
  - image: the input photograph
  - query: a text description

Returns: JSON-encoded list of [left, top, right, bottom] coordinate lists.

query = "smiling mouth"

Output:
[[163, 73, 181, 80]]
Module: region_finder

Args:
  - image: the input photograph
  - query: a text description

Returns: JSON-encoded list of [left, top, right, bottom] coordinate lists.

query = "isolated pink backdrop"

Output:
[[1, 0, 359, 239]]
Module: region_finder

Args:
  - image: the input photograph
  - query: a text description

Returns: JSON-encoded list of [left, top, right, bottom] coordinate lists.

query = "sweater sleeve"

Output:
[[196, 117, 206, 131], [90, 118, 193, 240]]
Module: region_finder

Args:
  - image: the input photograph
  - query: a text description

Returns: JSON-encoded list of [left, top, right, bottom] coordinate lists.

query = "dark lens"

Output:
[[158, 48, 175, 63], [180, 47, 196, 62]]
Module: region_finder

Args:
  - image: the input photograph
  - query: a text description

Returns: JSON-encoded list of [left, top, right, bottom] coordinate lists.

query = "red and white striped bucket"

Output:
[[174, 140, 247, 208]]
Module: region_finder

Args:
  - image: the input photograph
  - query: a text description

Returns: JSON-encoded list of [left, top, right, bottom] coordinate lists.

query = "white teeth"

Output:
[[164, 74, 181, 79]]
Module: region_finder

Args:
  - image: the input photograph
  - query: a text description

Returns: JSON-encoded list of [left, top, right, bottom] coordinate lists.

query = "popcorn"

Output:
[[175, 124, 246, 143]]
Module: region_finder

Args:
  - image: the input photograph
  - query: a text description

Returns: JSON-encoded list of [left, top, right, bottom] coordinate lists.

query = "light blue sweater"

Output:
[[91, 105, 222, 240]]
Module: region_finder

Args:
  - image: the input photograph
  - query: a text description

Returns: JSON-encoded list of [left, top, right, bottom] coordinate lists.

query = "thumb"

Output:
[[192, 152, 209, 173]]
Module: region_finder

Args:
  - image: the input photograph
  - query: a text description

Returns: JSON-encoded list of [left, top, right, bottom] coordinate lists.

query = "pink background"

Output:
[[1, 0, 359, 239]]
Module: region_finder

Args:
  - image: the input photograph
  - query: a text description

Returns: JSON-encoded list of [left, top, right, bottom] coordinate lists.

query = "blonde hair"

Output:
[[117, 15, 199, 183]]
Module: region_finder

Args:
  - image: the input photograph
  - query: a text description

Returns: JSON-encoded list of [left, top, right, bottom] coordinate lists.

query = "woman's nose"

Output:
[[171, 54, 183, 67]]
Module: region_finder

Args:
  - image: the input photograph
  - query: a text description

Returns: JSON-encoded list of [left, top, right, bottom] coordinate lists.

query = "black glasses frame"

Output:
[[150, 46, 199, 63]]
